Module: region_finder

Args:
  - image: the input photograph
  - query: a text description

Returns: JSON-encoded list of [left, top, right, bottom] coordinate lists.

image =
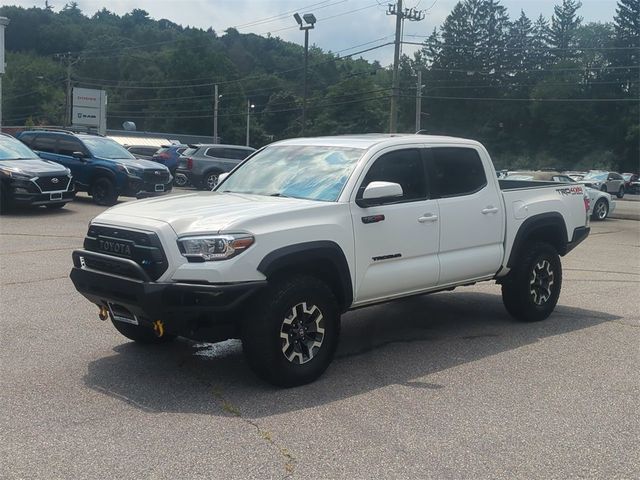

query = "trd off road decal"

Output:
[[556, 186, 583, 196]]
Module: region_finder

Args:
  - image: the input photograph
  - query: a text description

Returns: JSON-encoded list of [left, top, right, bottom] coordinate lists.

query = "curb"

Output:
[[610, 213, 640, 221]]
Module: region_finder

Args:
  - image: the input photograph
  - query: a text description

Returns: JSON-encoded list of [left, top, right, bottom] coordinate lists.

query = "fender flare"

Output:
[[507, 212, 568, 268], [257, 240, 353, 310]]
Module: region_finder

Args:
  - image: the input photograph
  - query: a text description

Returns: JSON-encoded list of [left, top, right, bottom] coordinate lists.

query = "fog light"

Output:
[[14, 187, 29, 194]]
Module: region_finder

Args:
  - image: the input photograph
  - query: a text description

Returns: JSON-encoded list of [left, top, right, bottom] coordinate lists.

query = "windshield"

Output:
[[218, 145, 364, 202], [82, 137, 136, 160], [0, 136, 39, 161], [583, 172, 607, 181]]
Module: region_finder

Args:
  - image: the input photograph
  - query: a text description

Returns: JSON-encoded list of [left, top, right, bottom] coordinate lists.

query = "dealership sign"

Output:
[[72, 87, 107, 134]]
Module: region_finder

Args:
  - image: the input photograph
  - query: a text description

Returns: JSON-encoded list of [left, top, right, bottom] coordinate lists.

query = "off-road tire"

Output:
[[91, 177, 118, 206], [501, 242, 562, 322], [241, 275, 341, 387], [110, 318, 176, 344]]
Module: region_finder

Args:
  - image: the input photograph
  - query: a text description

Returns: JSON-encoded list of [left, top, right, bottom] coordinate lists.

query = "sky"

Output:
[[1, 0, 620, 65]]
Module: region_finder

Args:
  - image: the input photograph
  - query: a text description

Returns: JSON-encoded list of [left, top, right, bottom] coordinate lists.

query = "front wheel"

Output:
[[501, 242, 562, 322], [110, 318, 176, 344], [91, 177, 118, 206], [616, 186, 624, 199], [241, 276, 341, 387], [591, 198, 609, 221]]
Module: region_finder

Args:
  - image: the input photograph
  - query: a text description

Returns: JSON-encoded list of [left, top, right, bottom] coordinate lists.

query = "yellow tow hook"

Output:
[[98, 306, 109, 321], [152, 320, 165, 338]]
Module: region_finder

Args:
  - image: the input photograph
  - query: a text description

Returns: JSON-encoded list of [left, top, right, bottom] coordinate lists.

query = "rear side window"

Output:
[[18, 132, 36, 147], [205, 147, 226, 158], [32, 135, 58, 153], [358, 149, 427, 203], [182, 148, 197, 157], [428, 147, 487, 198], [224, 148, 252, 160], [176, 147, 186, 155]]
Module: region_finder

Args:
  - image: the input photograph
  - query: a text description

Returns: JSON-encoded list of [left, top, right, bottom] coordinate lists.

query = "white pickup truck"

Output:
[[71, 134, 590, 386]]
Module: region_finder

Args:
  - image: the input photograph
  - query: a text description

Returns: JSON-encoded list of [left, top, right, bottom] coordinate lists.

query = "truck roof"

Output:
[[272, 133, 482, 150]]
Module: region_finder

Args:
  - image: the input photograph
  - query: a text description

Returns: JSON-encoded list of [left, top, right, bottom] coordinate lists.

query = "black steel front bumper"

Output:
[[70, 249, 266, 340]]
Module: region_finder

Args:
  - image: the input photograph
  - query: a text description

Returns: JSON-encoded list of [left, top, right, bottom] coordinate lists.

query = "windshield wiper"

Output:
[[269, 192, 290, 198]]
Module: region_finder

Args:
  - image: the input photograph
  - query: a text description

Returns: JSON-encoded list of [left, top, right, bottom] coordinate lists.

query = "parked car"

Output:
[[579, 171, 625, 198], [565, 171, 586, 182], [17, 130, 173, 206], [622, 173, 639, 193], [504, 171, 615, 221], [0, 133, 75, 213], [176, 144, 256, 190], [70, 134, 590, 386], [125, 145, 160, 160], [151, 144, 187, 180]]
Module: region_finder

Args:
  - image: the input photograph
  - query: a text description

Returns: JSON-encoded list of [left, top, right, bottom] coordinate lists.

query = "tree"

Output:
[[549, 0, 583, 61]]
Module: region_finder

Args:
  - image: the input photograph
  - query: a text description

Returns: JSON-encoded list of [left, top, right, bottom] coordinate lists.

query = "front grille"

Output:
[[143, 169, 170, 184], [84, 226, 168, 281], [35, 175, 70, 192]]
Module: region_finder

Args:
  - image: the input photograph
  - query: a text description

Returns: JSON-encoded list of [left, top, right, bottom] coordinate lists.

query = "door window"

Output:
[[58, 137, 86, 156], [357, 149, 427, 204], [428, 147, 487, 198]]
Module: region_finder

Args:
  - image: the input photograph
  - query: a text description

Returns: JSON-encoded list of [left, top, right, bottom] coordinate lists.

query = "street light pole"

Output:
[[294, 12, 316, 136], [213, 83, 219, 143], [246, 100, 254, 147]]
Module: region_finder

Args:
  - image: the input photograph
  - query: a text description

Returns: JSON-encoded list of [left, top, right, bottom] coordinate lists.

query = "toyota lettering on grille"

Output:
[[98, 239, 132, 257]]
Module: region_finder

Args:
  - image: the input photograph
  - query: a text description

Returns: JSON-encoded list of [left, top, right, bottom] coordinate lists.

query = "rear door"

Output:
[[350, 147, 440, 304], [427, 146, 505, 285]]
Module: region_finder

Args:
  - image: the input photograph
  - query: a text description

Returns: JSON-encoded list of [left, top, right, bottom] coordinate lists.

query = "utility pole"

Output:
[[56, 52, 79, 127], [415, 69, 423, 132], [387, 2, 424, 133], [0, 16, 10, 131], [213, 84, 219, 144]]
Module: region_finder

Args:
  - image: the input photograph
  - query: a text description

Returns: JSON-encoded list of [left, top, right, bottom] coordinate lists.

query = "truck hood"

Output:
[[0, 159, 69, 176], [99, 191, 325, 235]]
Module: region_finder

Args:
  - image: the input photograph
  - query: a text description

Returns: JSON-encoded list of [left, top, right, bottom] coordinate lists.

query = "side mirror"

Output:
[[357, 181, 403, 207], [72, 151, 87, 161]]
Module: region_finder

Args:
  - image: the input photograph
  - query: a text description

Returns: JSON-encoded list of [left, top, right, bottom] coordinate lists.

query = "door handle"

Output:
[[418, 214, 438, 223], [482, 206, 499, 214]]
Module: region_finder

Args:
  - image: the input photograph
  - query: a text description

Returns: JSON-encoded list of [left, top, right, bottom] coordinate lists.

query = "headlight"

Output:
[[116, 164, 142, 177], [0, 167, 32, 180], [177, 234, 254, 261]]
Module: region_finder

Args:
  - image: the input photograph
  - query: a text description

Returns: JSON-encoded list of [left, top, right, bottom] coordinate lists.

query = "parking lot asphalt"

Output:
[[1, 193, 638, 479]]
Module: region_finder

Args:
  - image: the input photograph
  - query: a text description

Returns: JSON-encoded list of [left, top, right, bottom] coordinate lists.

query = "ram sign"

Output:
[[72, 87, 107, 134]]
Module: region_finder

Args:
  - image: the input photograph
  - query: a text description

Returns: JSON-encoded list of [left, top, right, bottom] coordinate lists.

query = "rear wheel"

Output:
[[241, 275, 341, 387], [110, 318, 176, 344], [616, 186, 624, 199], [45, 202, 66, 210], [174, 173, 188, 187], [591, 198, 609, 221], [202, 171, 221, 190], [91, 177, 118, 206], [501, 242, 562, 322]]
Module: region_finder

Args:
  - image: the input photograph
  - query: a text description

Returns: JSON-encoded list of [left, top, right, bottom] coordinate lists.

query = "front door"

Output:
[[350, 148, 440, 305]]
